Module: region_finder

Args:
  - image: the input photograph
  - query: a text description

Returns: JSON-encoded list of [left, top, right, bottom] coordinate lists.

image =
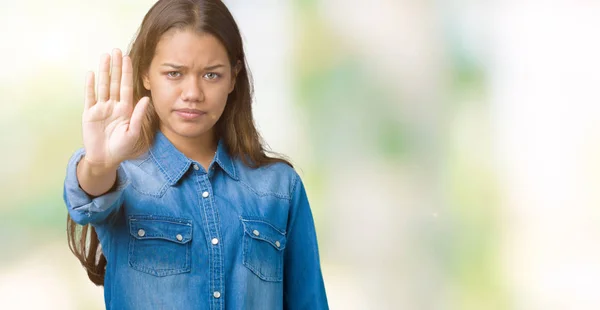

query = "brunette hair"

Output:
[[68, 0, 291, 285]]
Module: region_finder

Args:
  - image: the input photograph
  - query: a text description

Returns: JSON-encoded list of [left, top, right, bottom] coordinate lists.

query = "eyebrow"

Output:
[[161, 63, 226, 70]]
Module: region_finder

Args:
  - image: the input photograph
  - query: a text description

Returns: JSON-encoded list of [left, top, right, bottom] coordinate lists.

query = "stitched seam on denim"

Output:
[[129, 216, 192, 225], [149, 149, 174, 184], [186, 231, 190, 271], [201, 174, 223, 297], [130, 264, 189, 273], [237, 179, 291, 200], [172, 160, 190, 185], [129, 155, 169, 196], [230, 156, 237, 179], [131, 235, 190, 243], [130, 179, 168, 197], [286, 173, 302, 238], [131, 232, 189, 238], [290, 173, 300, 199], [216, 156, 238, 180], [130, 260, 191, 272], [209, 179, 225, 305], [128, 233, 134, 270], [243, 257, 280, 281], [133, 155, 152, 167], [130, 266, 190, 277], [240, 217, 287, 235], [196, 175, 215, 302]]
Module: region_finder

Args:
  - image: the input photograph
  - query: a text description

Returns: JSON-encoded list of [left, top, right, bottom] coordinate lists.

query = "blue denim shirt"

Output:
[[63, 131, 328, 310]]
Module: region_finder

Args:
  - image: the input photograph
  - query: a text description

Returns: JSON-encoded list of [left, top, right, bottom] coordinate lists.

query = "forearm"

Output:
[[64, 149, 128, 225]]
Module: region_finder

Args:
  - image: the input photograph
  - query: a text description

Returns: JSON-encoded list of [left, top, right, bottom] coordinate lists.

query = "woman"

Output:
[[63, 0, 328, 309]]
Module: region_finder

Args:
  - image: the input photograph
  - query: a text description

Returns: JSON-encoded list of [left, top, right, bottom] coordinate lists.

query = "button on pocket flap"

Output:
[[129, 216, 192, 244], [241, 218, 286, 250]]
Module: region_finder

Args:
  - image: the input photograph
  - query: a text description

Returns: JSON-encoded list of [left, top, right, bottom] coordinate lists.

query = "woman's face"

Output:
[[143, 28, 236, 143]]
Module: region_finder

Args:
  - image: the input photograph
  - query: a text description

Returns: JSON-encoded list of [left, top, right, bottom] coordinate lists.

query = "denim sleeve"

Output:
[[63, 148, 129, 226], [283, 174, 329, 310]]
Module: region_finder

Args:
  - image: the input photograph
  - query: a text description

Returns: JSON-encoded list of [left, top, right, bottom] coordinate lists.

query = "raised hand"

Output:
[[82, 49, 150, 168]]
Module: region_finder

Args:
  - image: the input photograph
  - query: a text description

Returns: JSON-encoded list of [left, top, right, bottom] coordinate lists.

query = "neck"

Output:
[[160, 127, 217, 169]]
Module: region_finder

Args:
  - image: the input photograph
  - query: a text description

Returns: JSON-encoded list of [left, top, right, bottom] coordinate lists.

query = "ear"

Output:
[[228, 61, 242, 94], [142, 72, 151, 90]]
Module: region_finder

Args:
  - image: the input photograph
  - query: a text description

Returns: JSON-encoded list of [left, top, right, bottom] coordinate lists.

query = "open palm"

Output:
[[82, 49, 149, 167]]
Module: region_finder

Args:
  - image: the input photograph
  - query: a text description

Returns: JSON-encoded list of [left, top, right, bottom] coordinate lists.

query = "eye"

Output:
[[204, 72, 220, 80], [167, 71, 181, 78]]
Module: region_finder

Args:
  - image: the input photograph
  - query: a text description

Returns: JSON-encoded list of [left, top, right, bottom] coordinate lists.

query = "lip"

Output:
[[174, 108, 206, 120]]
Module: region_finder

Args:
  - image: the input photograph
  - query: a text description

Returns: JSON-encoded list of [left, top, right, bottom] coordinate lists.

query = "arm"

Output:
[[63, 148, 129, 225], [77, 155, 118, 197], [283, 174, 329, 310], [64, 49, 148, 225]]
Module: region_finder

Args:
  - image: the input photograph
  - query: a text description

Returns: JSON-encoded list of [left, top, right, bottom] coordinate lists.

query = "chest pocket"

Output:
[[128, 215, 193, 277], [241, 217, 287, 282]]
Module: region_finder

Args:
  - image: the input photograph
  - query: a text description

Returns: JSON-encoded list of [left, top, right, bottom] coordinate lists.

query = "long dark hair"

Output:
[[67, 0, 291, 286]]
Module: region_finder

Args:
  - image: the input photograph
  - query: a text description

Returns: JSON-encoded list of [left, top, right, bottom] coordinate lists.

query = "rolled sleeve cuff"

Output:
[[64, 148, 129, 225]]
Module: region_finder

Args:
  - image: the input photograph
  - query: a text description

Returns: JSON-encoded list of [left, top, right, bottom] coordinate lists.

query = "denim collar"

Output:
[[149, 131, 238, 185]]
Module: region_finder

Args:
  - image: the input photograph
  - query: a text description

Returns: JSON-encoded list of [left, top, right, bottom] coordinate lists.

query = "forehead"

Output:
[[153, 28, 230, 66]]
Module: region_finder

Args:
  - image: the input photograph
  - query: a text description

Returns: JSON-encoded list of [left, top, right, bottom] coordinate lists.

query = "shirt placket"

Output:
[[195, 164, 224, 310]]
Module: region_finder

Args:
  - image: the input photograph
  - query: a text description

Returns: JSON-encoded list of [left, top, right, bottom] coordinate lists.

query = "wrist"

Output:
[[81, 156, 119, 176]]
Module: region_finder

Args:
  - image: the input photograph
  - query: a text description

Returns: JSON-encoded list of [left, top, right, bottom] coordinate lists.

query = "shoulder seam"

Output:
[[289, 171, 300, 198]]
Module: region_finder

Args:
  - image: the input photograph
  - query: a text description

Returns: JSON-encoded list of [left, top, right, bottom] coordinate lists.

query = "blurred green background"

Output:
[[1, 0, 600, 309]]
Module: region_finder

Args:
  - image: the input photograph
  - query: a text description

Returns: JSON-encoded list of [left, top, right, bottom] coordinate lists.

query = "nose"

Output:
[[181, 77, 204, 102]]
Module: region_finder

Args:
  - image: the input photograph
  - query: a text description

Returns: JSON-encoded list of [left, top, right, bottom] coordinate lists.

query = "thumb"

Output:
[[128, 97, 150, 138]]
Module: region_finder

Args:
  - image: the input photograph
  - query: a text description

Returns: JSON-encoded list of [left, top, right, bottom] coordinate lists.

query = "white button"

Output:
[[176, 234, 183, 241], [202, 191, 209, 198], [275, 241, 281, 248], [137, 229, 145, 237], [211, 238, 219, 245], [193, 164, 200, 170], [252, 230, 260, 236], [213, 291, 221, 298]]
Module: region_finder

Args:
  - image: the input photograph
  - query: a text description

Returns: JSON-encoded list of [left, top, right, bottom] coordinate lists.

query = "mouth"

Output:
[[174, 108, 206, 120]]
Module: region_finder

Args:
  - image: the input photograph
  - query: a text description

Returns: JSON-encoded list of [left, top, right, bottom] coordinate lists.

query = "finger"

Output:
[[84, 71, 96, 110], [109, 49, 123, 101], [128, 97, 149, 138], [120, 56, 133, 107], [97, 53, 111, 102]]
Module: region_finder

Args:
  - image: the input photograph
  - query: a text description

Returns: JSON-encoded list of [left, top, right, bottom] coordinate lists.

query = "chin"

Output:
[[173, 125, 213, 139]]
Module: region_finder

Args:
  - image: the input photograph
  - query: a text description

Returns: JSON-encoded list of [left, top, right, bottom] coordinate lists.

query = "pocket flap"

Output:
[[129, 215, 193, 244], [241, 218, 286, 250]]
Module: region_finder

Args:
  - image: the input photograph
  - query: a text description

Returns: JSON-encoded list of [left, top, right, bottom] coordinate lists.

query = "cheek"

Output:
[[202, 87, 228, 109], [150, 81, 178, 106]]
